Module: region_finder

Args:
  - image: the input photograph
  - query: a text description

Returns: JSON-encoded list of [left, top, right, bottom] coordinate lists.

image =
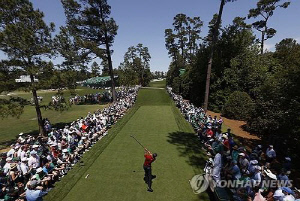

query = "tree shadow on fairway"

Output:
[[167, 131, 207, 173], [167, 131, 213, 201]]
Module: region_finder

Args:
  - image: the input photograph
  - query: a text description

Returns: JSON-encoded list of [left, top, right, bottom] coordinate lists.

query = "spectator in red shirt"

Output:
[[206, 128, 214, 138], [143, 148, 157, 192]]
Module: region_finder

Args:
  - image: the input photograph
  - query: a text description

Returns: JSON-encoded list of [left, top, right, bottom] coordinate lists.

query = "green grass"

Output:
[[0, 87, 106, 147], [45, 88, 209, 201], [136, 88, 171, 106], [149, 79, 166, 88]]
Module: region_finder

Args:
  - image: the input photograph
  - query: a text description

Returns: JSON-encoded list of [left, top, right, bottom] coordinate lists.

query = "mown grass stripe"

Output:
[[44, 105, 140, 201]]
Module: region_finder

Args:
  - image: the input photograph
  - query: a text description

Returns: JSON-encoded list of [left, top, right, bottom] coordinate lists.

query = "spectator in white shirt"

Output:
[[20, 157, 29, 176], [6, 145, 16, 158], [28, 151, 40, 169]]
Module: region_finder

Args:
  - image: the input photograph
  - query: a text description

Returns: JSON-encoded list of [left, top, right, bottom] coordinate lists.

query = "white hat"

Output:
[[46, 155, 52, 161], [283, 195, 295, 201], [6, 157, 12, 161], [62, 149, 68, 153], [255, 166, 262, 171], [30, 150, 37, 155], [82, 137, 87, 140], [222, 134, 228, 139], [19, 132, 24, 136], [36, 167, 43, 173], [274, 189, 284, 197], [285, 157, 291, 161], [50, 142, 57, 147], [269, 145, 274, 148], [250, 160, 258, 165], [264, 169, 277, 180], [239, 153, 245, 157], [32, 145, 39, 148], [21, 157, 28, 162]]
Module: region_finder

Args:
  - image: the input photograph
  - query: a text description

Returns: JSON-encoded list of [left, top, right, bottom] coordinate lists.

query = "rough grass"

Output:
[[0, 87, 106, 147], [45, 88, 209, 201]]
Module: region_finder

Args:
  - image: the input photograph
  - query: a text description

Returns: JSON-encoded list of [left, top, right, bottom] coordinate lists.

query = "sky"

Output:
[[1, 0, 300, 72]]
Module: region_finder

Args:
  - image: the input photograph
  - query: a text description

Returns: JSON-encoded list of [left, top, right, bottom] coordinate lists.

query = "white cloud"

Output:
[[264, 43, 275, 52]]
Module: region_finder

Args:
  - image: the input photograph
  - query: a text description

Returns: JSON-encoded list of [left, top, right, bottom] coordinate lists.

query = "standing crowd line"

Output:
[[0, 86, 140, 201], [167, 87, 299, 201]]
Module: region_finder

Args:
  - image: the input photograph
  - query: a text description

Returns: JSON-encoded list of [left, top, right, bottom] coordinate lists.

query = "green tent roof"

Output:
[[84, 76, 111, 85]]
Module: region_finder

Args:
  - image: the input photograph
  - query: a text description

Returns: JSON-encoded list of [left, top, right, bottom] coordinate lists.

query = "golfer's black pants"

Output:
[[143, 165, 152, 189]]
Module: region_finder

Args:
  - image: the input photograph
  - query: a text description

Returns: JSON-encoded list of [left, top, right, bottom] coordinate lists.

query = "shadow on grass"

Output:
[[167, 131, 207, 172], [167, 131, 214, 201]]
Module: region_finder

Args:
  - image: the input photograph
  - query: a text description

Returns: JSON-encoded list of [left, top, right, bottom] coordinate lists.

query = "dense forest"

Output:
[[165, 0, 300, 163]]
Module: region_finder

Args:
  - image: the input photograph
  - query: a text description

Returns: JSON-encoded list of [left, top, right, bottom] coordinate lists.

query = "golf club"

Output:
[[130, 135, 146, 149]]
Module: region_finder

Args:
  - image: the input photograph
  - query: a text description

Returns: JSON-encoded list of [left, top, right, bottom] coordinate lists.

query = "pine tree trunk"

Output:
[[100, 4, 116, 102], [106, 47, 116, 102], [261, 31, 265, 54], [30, 74, 46, 136], [203, 0, 225, 112]]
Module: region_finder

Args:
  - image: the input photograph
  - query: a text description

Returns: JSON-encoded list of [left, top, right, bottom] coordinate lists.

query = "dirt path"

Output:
[[207, 111, 260, 140]]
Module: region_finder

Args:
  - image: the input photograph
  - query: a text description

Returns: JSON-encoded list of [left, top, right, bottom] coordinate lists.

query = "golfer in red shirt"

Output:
[[143, 148, 157, 192]]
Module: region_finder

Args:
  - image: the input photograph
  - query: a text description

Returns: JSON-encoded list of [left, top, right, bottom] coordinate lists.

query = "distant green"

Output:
[[149, 79, 166, 88]]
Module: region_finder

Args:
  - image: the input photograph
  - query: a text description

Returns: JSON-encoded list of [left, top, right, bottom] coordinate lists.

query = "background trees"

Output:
[[0, 0, 55, 135], [165, 14, 203, 93], [165, 2, 299, 162], [248, 0, 290, 54], [118, 44, 152, 86], [61, 0, 118, 101], [91, 61, 101, 77]]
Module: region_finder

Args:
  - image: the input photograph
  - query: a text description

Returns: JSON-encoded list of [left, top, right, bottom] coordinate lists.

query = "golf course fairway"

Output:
[[45, 87, 208, 201]]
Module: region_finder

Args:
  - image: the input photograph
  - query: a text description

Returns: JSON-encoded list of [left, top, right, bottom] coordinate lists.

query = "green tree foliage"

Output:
[[246, 39, 300, 156], [0, 0, 56, 135], [91, 61, 101, 77], [186, 17, 255, 110], [101, 58, 109, 76], [165, 14, 203, 65], [119, 44, 152, 86], [222, 91, 254, 120], [248, 0, 291, 54], [61, 0, 118, 101], [152, 71, 165, 79], [171, 77, 181, 94], [203, 0, 237, 111], [164, 2, 299, 166], [165, 14, 203, 95]]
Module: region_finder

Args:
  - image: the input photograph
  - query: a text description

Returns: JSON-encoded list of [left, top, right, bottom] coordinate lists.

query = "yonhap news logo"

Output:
[[189, 174, 293, 194], [189, 175, 209, 194]]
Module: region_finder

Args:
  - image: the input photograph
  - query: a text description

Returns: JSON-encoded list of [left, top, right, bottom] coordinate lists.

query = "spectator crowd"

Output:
[[0, 86, 139, 201], [167, 87, 299, 201], [69, 91, 111, 105]]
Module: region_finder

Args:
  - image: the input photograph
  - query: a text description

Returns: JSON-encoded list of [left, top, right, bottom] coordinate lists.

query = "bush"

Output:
[[222, 91, 254, 120], [171, 77, 181, 94]]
